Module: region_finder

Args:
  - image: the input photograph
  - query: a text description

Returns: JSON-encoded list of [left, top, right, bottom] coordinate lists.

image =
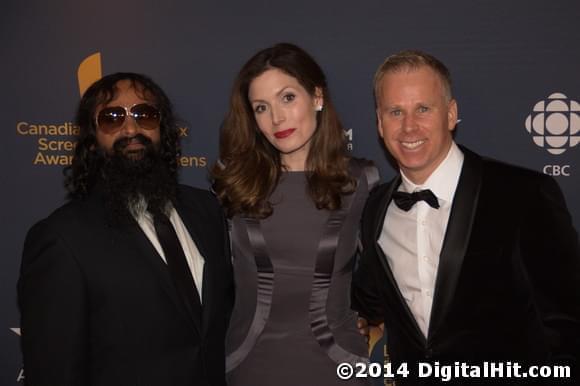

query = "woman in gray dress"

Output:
[[212, 43, 378, 385]]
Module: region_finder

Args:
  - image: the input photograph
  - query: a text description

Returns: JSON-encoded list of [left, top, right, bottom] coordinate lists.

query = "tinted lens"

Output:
[[97, 106, 127, 133], [130, 103, 161, 130]]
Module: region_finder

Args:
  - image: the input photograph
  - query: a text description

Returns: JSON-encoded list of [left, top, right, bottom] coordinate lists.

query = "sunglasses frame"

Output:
[[95, 103, 162, 133]]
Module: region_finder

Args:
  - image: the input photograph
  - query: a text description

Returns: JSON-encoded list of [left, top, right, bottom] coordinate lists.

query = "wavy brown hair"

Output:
[[212, 43, 354, 219]]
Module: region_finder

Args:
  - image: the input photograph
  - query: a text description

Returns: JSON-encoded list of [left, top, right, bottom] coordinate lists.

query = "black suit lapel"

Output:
[[200, 252, 215, 336], [122, 219, 202, 336], [173, 198, 210, 334], [87, 184, 203, 336], [372, 177, 427, 345], [428, 148, 483, 340]]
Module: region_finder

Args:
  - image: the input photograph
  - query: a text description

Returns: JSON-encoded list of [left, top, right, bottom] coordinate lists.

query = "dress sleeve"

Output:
[[351, 182, 386, 326]]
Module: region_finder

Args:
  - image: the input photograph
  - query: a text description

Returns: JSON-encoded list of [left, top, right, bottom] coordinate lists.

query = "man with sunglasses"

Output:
[[18, 73, 233, 386]]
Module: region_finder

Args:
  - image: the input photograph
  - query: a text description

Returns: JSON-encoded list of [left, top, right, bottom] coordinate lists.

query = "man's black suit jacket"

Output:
[[353, 147, 580, 381], [18, 185, 233, 386]]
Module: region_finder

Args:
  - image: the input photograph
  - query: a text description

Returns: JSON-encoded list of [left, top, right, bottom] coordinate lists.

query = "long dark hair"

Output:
[[212, 43, 354, 218], [64, 72, 180, 198]]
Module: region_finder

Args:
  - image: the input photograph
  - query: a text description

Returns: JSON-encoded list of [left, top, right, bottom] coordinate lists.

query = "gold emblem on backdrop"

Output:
[[15, 53, 206, 168], [78, 53, 102, 97]]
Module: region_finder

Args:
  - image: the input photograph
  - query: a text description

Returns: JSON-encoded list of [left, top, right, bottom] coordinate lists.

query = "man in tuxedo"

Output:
[[353, 50, 580, 384], [18, 73, 232, 386]]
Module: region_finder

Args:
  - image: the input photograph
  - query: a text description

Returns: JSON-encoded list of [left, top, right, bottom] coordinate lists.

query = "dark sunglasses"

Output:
[[95, 103, 161, 133]]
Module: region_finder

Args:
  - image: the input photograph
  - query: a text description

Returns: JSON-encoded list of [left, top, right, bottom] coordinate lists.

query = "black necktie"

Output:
[[153, 212, 202, 319], [392, 189, 440, 211]]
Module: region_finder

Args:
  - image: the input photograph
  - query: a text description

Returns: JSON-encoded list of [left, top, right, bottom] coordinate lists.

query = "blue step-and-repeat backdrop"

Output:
[[2, 1, 579, 384]]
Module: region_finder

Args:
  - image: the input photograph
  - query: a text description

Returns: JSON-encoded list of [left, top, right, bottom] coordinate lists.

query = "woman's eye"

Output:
[[254, 104, 266, 113], [282, 93, 296, 103]]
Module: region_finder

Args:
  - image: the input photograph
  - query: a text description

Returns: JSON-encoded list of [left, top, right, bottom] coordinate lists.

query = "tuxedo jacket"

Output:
[[353, 147, 580, 378], [18, 185, 233, 386]]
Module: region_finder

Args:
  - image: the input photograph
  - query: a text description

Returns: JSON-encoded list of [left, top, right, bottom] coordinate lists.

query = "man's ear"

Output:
[[447, 99, 458, 132], [376, 109, 384, 138]]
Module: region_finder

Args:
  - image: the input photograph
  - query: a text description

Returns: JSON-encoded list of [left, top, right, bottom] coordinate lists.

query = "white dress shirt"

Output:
[[134, 206, 205, 302], [378, 142, 464, 337]]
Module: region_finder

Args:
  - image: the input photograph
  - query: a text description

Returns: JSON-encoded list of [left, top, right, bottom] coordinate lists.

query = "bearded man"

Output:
[[18, 73, 232, 386]]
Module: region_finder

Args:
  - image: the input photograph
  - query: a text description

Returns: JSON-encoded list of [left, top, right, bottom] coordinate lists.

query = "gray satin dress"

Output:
[[225, 160, 379, 386]]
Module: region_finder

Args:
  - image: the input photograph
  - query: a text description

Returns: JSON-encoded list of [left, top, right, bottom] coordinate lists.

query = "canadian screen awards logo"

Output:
[[17, 52, 206, 168]]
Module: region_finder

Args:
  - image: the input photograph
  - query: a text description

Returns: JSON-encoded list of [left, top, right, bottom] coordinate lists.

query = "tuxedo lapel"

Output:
[[372, 177, 426, 345], [428, 149, 483, 340]]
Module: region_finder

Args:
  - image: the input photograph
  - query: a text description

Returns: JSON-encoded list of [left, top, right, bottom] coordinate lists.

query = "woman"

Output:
[[212, 43, 378, 385]]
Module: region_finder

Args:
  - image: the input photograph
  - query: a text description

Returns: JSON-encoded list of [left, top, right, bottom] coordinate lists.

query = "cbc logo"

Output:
[[543, 165, 570, 176], [524, 93, 579, 155]]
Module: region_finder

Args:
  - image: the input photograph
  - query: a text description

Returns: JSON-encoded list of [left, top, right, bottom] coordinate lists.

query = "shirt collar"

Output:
[[131, 196, 175, 221], [399, 141, 464, 203]]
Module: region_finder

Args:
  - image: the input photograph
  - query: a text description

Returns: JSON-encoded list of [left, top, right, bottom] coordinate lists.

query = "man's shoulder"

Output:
[[176, 184, 222, 215], [37, 198, 95, 227], [480, 155, 548, 185], [372, 177, 398, 196], [363, 177, 397, 213], [24, 197, 101, 250], [462, 146, 548, 184]]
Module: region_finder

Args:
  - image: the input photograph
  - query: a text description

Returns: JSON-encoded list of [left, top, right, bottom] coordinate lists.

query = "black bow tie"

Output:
[[392, 189, 440, 211]]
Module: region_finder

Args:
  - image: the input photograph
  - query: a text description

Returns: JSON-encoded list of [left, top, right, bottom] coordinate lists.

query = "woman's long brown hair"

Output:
[[212, 43, 354, 218]]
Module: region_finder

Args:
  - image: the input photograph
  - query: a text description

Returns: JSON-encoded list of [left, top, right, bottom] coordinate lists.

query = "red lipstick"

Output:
[[274, 128, 296, 139]]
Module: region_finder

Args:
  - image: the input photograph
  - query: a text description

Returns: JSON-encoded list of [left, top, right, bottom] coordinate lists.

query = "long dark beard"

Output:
[[98, 134, 177, 224]]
